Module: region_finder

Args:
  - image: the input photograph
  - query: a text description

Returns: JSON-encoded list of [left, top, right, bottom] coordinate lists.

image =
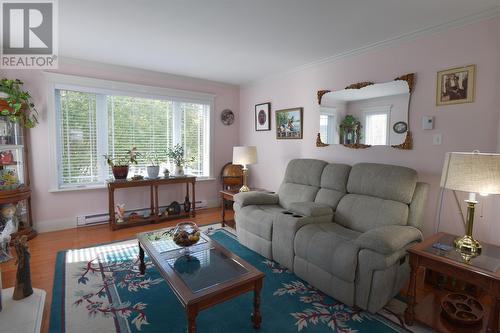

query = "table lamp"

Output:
[[440, 151, 500, 255], [232, 146, 257, 192]]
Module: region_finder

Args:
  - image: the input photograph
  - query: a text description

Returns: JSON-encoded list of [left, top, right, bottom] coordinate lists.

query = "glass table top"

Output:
[[166, 247, 248, 293], [424, 234, 500, 273]]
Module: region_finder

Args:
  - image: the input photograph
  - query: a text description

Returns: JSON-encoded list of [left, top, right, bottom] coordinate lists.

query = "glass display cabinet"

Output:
[[0, 99, 35, 245]]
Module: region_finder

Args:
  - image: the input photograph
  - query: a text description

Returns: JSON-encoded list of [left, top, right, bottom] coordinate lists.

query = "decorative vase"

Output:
[[174, 165, 184, 176], [112, 165, 129, 180], [147, 166, 160, 179]]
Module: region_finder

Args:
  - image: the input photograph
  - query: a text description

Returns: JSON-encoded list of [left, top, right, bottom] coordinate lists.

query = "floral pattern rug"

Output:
[[49, 229, 412, 333]]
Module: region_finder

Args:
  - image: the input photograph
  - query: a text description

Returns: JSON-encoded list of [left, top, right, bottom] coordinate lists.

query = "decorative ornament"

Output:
[[221, 109, 235, 125], [13, 235, 33, 300], [393, 121, 408, 134]]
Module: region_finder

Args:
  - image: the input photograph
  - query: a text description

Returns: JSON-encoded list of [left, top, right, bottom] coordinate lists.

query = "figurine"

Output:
[[184, 195, 191, 213], [0, 204, 18, 234], [13, 235, 33, 300], [163, 168, 170, 177], [116, 203, 126, 223], [0, 233, 12, 262], [0, 150, 13, 164]]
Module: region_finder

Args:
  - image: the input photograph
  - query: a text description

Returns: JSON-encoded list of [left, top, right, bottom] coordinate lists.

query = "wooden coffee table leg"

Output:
[[252, 279, 262, 329], [138, 242, 146, 275], [404, 254, 418, 326], [487, 296, 500, 333], [187, 306, 197, 333]]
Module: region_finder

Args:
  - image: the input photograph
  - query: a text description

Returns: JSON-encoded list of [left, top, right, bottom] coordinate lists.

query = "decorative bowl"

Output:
[[172, 222, 201, 249]]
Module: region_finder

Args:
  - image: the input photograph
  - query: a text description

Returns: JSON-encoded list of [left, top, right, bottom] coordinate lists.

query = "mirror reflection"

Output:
[[319, 79, 411, 147]]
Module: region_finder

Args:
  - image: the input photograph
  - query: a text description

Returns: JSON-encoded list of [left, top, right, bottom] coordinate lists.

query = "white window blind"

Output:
[[57, 90, 99, 185], [54, 86, 212, 188]]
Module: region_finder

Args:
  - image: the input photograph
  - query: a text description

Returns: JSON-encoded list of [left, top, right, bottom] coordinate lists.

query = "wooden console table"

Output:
[[107, 176, 196, 230], [405, 232, 500, 333]]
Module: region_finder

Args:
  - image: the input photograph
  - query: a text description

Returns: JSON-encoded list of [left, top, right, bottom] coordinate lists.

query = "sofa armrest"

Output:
[[355, 225, 423, 255], [233, 191, 279, 207], [288, 202, 333, 217]]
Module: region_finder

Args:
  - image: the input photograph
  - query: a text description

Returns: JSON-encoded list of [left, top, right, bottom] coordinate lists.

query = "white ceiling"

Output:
[[59, 0, 500, 85]]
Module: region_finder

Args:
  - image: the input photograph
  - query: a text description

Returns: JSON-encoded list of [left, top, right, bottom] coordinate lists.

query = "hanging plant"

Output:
[[0, 78, 38, 128]]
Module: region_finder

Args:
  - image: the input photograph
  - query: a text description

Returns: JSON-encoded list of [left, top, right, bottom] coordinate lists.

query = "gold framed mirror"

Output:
[[317, 73, 415, 150]]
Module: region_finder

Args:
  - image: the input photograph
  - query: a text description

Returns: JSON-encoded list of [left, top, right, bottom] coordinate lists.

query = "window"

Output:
[[50, 75, 213, 189], [363, 107, 391, 146]]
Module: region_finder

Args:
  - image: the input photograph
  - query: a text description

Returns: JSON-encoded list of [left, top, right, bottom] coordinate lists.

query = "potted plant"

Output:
[[166, 144, 194, 176], [145, 152, 161, 179], [0, 79, 38, 128], [103, 148, 139, 180]]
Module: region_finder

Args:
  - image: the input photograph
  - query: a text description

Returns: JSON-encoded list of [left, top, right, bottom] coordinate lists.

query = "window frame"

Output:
[[46, 73, 215, 191]]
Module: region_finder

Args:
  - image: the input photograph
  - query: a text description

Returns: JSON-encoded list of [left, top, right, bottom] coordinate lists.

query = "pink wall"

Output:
[[239, 17, 500, 243], [0, 59, 240, 231]]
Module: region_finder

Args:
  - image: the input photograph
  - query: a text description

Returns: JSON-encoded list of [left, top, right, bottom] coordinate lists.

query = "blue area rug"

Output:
[[49, 229, 409, 332]]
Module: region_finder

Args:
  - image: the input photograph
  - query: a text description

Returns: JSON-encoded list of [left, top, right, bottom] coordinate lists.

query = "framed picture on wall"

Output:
[[255, 102, 271, 131], [276, 107, 303, 139], [436, 65, 475, 106]]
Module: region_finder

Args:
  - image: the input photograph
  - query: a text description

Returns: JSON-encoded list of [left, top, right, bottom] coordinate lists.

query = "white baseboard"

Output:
[[34, 197, 221, 233]]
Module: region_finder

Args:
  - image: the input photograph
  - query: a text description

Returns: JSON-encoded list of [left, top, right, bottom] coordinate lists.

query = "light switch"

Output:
[[422, 116, 434, 130], [433, 133, 442, 145]]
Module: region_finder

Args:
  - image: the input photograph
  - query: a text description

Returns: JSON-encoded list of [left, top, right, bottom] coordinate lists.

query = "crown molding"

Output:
[[243, 7, 500, 87]]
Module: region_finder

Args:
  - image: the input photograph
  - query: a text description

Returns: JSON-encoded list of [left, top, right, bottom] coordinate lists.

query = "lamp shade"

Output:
[[440, 152, 500, 194], [232, 146, 257, 166]]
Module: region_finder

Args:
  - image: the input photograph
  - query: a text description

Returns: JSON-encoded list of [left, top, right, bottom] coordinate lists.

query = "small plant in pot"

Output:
[[0, 78, 38, 128], [103, 148, 139, 180], [145, 152, 161, 179], [166, 144, 194, 177]]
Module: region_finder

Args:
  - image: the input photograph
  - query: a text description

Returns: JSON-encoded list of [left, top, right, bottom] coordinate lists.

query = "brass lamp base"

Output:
[[239, 184, 250, 192], [454, 235, 482, 255], [239, 167, 250, 192]]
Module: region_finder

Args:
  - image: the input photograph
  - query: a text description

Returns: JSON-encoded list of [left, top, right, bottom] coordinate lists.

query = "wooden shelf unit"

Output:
[[107, 176, 196, 230], [0, 100, 35, 241]]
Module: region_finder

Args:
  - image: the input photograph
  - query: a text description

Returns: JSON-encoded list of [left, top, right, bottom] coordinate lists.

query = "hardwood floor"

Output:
[[0, 207, 229, 333], [0, 207, 491, 333]]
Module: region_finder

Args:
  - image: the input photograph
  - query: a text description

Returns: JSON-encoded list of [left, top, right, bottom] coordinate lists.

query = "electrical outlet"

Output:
[[433, 133, 442, 145]]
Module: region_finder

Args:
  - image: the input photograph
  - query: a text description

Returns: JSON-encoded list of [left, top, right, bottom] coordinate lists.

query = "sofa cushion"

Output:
[[335, 194, 409, 233], [347, 163, 417, 204], [288, 202, 333, 217], [315, 189, 345, 210], [237, 204, 284, 240], [283, 159, 327, 186], [320, 163, 351, 192], [278, 183, 319, 210], [294, 223, 361, 282]]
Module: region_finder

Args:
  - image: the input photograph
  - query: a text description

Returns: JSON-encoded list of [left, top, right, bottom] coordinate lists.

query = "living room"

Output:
[[0, 1, 500, 332]]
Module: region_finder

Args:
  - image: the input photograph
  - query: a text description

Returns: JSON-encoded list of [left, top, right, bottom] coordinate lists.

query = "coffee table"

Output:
[[137, 227, 264, 332]]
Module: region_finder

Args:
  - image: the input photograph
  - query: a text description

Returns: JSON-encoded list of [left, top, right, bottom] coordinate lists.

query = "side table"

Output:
[[405, 232, 500, 333], [220, 188, 270, 228]]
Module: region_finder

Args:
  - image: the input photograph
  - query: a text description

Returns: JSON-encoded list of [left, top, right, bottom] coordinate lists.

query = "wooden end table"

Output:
[[137, 228, 264, 332], [220, 188, 271, 228], [405, 232, 500, 333]]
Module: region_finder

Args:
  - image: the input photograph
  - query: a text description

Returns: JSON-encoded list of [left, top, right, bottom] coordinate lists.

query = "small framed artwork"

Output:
[[436, 65, 475, 106], [393, 121, 408, 134], [255, 102, 271, 131], [276, 107, 303, 139]]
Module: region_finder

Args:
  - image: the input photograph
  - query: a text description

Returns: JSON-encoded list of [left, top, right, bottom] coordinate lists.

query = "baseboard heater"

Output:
[[76, 200, 209, 227]]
